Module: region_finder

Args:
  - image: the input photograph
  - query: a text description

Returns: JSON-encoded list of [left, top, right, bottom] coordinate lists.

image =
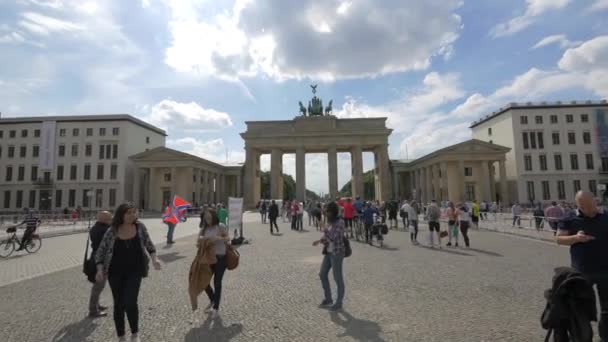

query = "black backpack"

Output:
[[541, 267, 597, 342]]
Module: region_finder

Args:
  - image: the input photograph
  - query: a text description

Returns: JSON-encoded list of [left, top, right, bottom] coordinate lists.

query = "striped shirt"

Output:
[[20, 215, 40, 230], [322, 219, 345, 256]]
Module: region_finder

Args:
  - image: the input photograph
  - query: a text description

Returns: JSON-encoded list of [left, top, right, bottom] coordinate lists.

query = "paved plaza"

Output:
[[0, 212, 574, 341]]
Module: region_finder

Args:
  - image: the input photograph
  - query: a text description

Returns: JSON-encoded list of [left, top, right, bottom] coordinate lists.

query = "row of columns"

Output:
[[408, 160, 508, 204]]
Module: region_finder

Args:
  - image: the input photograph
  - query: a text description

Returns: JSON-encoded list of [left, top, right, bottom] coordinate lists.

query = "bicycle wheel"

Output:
[[25, 236, 42, 253], [0, 239, 15, 258]]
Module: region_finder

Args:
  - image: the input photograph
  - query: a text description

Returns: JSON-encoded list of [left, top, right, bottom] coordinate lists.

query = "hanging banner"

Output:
[[39, 121, 57, 170], [228, 197, 243, 233]]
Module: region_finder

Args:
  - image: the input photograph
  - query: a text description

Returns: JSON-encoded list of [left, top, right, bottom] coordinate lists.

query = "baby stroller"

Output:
[[371, 214, 388, 247]]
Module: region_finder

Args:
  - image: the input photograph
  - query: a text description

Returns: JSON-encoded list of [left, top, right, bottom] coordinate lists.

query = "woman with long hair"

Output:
[[95, 203, 161, 342], [199, 208, 231, 318], [313, 201, 346, 311]]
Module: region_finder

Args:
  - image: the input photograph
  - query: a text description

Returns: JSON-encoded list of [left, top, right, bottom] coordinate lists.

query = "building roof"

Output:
[[469, 100, 608, 128], [130, 146, 242, 170], [0, 114, 167, 136]]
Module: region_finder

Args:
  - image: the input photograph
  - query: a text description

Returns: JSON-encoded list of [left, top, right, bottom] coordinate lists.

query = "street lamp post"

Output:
[[86, 189, 94, 230]]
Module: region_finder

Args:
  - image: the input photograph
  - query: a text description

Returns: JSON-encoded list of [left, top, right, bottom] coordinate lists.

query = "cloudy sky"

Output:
[[1, 0, 608, 195]]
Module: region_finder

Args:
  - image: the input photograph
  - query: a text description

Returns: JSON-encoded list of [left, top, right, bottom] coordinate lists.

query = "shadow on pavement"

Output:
[[158, 252, 186, 264], [380, 246, 400, 251], [51, 318, 98, 342], [418, 245, 472, 256], [184, 316, 243, 342], [270, 233, 284, 237], [329, 310, 384, 342], [467, 248, 503, 257]]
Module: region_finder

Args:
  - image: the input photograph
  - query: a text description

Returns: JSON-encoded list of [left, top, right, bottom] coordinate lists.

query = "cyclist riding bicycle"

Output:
[[15, 208, 41, 251]]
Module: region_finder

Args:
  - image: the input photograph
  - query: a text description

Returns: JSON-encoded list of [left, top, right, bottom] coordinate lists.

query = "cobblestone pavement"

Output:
[[0, 212, 576, 342]]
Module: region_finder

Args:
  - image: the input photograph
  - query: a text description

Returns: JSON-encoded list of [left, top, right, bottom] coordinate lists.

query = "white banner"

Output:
[[39, 121, 56, 170], [228, 197, 243, 233]]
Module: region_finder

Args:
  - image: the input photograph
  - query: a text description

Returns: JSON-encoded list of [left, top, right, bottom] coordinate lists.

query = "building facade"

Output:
[[471, 101, 608, 204], [0, 115, 166, 213]]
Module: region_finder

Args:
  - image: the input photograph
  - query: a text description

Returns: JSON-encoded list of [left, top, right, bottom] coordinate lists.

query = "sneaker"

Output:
[[118, 336, 127, 342], [88, 311, 108, 318], [455, 243, 459, 247], [319, 299, 333, 308], [98, 305, 108, 311], [204, 302, 214, 313], [211, 309, 220, 318], [329, 303, 343, 311], [446, 242, 452, 247], [130, 333, 140, 342]]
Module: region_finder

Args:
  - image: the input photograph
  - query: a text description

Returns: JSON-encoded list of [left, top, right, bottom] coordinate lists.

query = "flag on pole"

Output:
[[162, 195, 191, 225]]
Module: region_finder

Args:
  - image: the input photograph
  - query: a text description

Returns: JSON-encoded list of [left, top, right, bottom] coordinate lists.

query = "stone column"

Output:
[[489, 161, 496, 202], [328, 146, 338, 199], [190, 167, 196, 203], [171, 167, 177, 199], [420, 168, 426, 203], [415, 169, 420, 201], [499, 159, 509, 205], [236, 174, 242, 198], [440, 162, 449, 201], [148, 168, 158, 210], [376, 145, 392, 201], [296, 147, 306, 202], [393, 169, 401, 200], [133, 167, 141, 209], [459, 160, 465, 202], [244, 147, 260, 208], [351, 146, 364, 199], [202, 170, 209, 204], [427, 166, 434, 202], [433, 164, 440, 201], [480, 160, 491, 202], [270, 148, 283, 200], [198, 169, 204, 205]]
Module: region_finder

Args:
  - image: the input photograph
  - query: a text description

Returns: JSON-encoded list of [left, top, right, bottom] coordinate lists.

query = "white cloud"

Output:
[[19, 12, 83, 36], [490, 0, 571, 38], [148, 99, 233, 133], [558, 35, 608, 97], [167, 137, 245, 165], [164, 0, 463, 81], [532, 34, 581, 49], [0, 31, 26, 44], [587, 0, 608, 12]]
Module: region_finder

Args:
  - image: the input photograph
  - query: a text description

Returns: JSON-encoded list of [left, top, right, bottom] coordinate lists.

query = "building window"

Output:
[[85, 144, 92, 157], [21, 129, 28, 138], [0, 130, 3, 138], [583, 131, 591, 144], [465, 183, 475, 201], [526, 181, 535, 202], [34, 129, 40, 137], [8, 146, 14, 158], [3, 191, 10, 209], [109, 188, 117, 207], [19, 145, 26, 158], [581, 114, 589, 123], [32, 145, 39, 157], [586, 154, 594, 170], [164, 173, 171, 182], [568, 132, 576, 145], [570, 154, 579, 170], [28, 190, 36, 209], [464, 167, 473, 176], [554, 154, 563, 170], [70, 165, 77, 180], [17, 166, 24, 181], [105, 144, 111, 159], [72, 128, 79, 137], [530, 132, 538, 149], [542, 181, 550, 200], [146, 136, 150, 144], [99, 144, 105, 159], [16, 190, 23, 208], [58, 144, 65, 157], [573, 180, 581, 193], [550, 115, 558, 124], [5, 166, 13, 181], [55, 189, 62, 208], [488, 127, 492, 136], [59, 128, 66, 137], [83, 190, 90, 207], [590, 180, 598, 196], [9, 130, 16, 138], [112, 144, 118, 159], [97, 164, 104, 180], [30, 165, 38, 181], [56, 165, 64, 181], [558, 181, 566, 200], [566, 114, 574, 123], [71, 144, 78, 157], [112, 127, 120, 136], [86, 128, 93, 136], [68, 189, 76, 207], [489, 140, 493, 144], [535, 116, 543, 124], [524, 155, 533, 171], [603, 157, 608, 172], [552, 132, 560, 145], [520, 116, 528, 125], [84, 164, 91, 180], [539, 155, 547, 171], [95, 189, 103, 208], [523, 132, 529, 149], [110, 164, 117, 180], [99, 127, 106, 136], [537, 132, 544, 149]]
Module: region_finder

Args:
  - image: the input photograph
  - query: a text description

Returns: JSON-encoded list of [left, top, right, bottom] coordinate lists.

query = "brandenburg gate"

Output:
[[241, 86, 393, 208]]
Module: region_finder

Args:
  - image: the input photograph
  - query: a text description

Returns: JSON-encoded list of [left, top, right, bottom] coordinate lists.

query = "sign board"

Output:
[[39, 121, 57, 170], [228, 197, 243, 235], [598, 184, 607, 192]]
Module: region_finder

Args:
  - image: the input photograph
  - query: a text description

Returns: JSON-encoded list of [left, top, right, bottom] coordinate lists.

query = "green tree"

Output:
[[259, 171, 319, 200], [339, 170, 375, 200]]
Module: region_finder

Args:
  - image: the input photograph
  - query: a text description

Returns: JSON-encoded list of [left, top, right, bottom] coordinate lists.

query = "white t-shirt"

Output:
[[202, 223, 229, 256]]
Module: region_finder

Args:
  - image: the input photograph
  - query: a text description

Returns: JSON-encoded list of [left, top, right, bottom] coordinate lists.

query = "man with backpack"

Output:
[[87, 211, 112, 318], [556, 191, 608, 341], [426, 200, 442, 248]]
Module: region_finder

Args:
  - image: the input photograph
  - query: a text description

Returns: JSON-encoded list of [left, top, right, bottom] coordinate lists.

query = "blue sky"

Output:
[[1, 0, 607, 194]]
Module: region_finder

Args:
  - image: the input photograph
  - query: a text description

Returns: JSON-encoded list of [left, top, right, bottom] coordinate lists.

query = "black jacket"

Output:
[[541, 267, 597, 342], [90, 221, 110, 253], [269, 203, 279, 219]]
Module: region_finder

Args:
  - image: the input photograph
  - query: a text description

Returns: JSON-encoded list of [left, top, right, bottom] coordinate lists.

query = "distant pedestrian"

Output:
[[471, 200, 480, 229], [400, 201, 410, 231], [458, 203, 471, 248], [218, 204, 228, 225], [511, 202, 522, 228], [297, 202, 304, 230], [162, 205, 177, 245], [545, 201, 564, 235], [362, 202, 377, 244], [72, 208, 80, 224], [533, 204, 544, 231], [291, 201, 299, 230], [480, 201, 488, 220], [446, 202, 459, 247], [88, 211, 112, 318], [260, 200, 267, 224], [425, 200, 441, 247], [408, 201, 419, 242], [269, 200, 279, 234], [95, 203, 161, 342], [313, 201, 346, 311], [342, 198, 355, 238]]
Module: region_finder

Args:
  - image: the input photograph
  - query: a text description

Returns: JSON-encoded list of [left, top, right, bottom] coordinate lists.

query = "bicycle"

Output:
[[353, 214, 364, 242], [0, 226, 42, 258]]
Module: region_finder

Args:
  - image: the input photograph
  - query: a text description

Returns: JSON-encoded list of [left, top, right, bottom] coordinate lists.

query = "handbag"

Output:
[[225, 245, 240, 270], [343, 236, 352, 258], [82, 234, 96, 283]]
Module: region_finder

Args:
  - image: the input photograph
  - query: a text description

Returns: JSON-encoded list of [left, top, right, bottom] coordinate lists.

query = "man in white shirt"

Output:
[[400, 201, 410, 231]]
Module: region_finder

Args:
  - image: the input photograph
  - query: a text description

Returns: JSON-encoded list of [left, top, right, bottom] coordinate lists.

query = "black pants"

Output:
[[344, 218, 353, 236], [19, 227, 36, 249], [459, 222, 470, 247], [108, 272, 143, 337], [269, 217, 279, 233], [205, 255, 227, 310], [291, 216, 297, 230], [587, 273, 608, 341], [364, 224, 372, 242]]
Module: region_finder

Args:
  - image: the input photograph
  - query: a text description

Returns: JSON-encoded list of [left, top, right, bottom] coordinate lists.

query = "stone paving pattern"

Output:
[[0, 212, 576, 341]]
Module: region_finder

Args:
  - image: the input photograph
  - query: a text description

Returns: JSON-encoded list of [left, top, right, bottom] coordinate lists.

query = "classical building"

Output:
[[470, 100, 608, 204], [0, 115, 166, 213], [391, 140, 511, 204]]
